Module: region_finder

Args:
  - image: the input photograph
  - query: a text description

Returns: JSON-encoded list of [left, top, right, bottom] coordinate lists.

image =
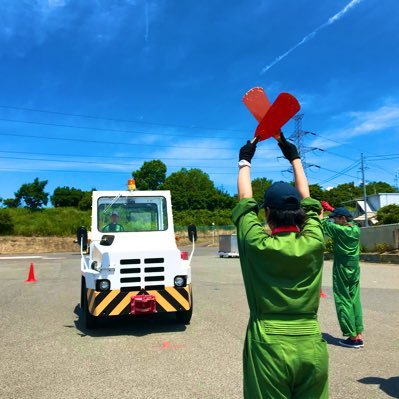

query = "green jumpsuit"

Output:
[[321, 219, 363, 337], [102, 223, 125, 232], [232, 197, 328, 399]]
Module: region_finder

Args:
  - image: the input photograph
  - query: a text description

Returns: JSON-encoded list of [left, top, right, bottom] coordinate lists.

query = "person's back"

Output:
[[233, 197, 324, 324], [322, 218, 360, 258], [234, 135, 328, 399]]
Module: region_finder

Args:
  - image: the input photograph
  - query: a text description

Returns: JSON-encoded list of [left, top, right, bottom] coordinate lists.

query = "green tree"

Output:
[[51, 186, 84, 207], [213, 188, 236, 210], [366, 181, 398, 195], [162, 168, 217, 211], [252, 178, 273, 205], [0, 209, 14, 234], [14, 178, 49, 210], [309, 184, 325, 201], [376, 204, 399, 224], [132, 160, 167, 190], [325, 182, 362, 208], [3, 197, 21, 208], [78, 190, 94, 211]]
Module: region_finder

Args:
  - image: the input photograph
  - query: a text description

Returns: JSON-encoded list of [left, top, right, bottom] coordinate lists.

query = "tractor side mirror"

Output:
[[77, 226, 88, 251], [100, 235, 115, 246], [188, 224, 197, 242]]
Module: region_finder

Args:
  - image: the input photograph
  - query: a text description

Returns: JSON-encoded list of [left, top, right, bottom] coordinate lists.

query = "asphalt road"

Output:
[[0, 247, 398, 399]]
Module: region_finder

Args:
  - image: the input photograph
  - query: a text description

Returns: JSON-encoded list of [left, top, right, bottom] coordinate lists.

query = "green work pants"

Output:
[[243, 333, 329, 399], [333, 257, 364, 337]]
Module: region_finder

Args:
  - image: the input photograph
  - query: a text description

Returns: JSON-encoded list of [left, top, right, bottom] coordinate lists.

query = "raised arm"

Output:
[[278, 132, 309, 199], [237, 140, 257, 200], [292, 158, 310, 199]]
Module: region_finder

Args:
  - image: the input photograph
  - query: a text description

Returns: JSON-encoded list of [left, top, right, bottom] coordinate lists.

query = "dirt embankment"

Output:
[[0, 236, 79, 255]]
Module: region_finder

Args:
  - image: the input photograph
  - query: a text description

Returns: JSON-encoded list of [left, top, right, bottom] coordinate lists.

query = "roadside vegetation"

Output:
[[0, 160, 398, 236]]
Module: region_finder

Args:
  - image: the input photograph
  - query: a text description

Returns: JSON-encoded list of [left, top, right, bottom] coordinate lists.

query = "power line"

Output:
[[0, 104, 247, 133], [316, 161, 360, 185], [306, 131, 342, 145], [365, 153, 399, 159], [0, 149, 238, 162], [367, 155, 399, 161], [0, 117, 248, 140], [0, 131, 252, 151], [0, 154, 245, 171], [321, 148, 357, 162], [0, 153, 373, 182], [0, 166, 277, 176], [364, 160, 396, 177]]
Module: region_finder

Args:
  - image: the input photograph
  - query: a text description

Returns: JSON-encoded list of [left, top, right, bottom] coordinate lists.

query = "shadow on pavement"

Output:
[[69, 304, 187, 337], [322, 332, 342, 347], [358, 376, 399, 398]]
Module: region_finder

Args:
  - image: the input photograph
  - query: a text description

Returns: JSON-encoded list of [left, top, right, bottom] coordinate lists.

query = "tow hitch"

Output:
[[130, 294, 157, 314]]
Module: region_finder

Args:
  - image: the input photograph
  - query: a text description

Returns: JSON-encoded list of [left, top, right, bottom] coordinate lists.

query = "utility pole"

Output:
[[361, 153, 368, 227], [395, 172, 399, 191], [287, 114, 320, 176], [292, 114, 306, 168]]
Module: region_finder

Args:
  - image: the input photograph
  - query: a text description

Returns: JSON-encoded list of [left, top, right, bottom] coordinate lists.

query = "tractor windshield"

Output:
[[97, 196, 168, 233]]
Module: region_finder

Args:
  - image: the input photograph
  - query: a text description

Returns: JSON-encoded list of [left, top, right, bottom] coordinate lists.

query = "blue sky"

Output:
[[0, 0, 398, 201]]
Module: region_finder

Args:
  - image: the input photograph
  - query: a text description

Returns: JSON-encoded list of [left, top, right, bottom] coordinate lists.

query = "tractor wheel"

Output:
[[176, 294, 193, 325], [81, 279, 96, 329]]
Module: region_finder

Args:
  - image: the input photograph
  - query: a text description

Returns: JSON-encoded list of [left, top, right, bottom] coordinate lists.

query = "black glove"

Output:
[[239, 140, 257, 163], [278, 132, 300, 162]]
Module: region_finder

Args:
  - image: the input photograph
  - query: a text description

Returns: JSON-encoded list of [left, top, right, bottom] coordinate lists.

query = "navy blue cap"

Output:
[[329, 207, 352, 219], [260, 181, 301, 210]]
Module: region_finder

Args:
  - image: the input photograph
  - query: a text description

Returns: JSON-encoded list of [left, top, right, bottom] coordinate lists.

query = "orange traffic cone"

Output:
[[320, 289, 327, 298], [26, 263, 37, 282]]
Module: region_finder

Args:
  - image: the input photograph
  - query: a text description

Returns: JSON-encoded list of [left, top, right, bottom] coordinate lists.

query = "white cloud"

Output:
[[261, 0, 364, 74], [309, 101, 399, 149], [0, 0, 163, 52], [47, 0, 67, 8]]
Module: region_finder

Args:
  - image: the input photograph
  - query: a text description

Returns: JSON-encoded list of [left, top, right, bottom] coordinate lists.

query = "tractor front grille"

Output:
[[119, 257, 165, 290]]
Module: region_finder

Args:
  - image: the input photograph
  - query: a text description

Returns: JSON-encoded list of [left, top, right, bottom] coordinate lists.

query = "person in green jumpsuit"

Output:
[[102, 211, 125, 232], [321, 206, 364, 348], [233, 134, 328, 399]]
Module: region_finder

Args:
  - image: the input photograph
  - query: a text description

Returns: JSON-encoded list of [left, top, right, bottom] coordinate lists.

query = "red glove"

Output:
[[321, 201, 334, 212]]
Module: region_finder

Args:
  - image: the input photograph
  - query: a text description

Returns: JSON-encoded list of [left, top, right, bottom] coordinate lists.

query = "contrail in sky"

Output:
[[144, 0, 149, 43], [261, 0, 364, 74]]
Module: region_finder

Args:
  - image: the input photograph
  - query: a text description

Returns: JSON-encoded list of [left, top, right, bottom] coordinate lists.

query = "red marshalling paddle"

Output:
[[242, 87, 271, 122], [242, 88, 301, 143]]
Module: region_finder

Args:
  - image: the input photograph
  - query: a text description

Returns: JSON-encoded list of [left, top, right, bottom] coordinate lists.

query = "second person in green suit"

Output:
[[321, 206, 364, 348]]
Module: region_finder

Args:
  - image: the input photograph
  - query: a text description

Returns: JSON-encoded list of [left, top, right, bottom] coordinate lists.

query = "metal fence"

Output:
[[174, 225, 236, 239], [175, 223, 399, 252]]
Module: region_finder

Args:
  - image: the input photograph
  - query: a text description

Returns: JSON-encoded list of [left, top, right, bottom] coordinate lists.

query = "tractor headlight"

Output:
[[91, 261, 101, 272], [96, 279, 110, 291], [174, 276, 187, 287]]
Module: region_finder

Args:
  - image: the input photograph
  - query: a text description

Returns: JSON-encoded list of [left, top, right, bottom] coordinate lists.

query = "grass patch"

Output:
[[2, 207, 90, 236]]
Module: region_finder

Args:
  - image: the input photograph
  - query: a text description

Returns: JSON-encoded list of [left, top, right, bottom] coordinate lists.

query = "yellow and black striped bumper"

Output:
[[86, 285, 192, 317]]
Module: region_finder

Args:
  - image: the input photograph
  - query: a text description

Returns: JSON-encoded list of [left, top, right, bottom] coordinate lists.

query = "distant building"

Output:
[[354, 193, 399, 226]]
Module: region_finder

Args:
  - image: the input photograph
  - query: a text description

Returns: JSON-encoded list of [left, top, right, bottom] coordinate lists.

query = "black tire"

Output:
[[81, 279, 96, 329], [176, 293, 193, 325]]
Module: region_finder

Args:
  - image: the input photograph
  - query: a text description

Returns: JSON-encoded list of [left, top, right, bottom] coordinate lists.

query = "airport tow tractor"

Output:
[[77, 179, 193, 329]]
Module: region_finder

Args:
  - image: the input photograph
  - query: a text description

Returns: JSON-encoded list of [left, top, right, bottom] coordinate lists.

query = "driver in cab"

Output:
[[102, 210, 125, 232]]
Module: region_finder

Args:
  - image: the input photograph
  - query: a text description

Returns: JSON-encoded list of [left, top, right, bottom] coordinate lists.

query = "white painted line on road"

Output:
[[0, 256, 43, 260], [0, 256, 66, 260]]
